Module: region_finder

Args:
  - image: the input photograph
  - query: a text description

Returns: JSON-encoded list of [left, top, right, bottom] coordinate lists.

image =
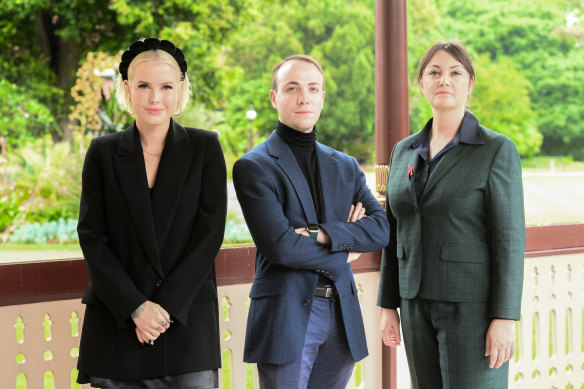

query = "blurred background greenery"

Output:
[[0, 0, 583, 246]]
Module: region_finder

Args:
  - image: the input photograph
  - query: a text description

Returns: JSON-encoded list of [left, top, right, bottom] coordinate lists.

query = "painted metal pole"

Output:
[[375, 0, 409, 387], [375, 0, 409, 200]]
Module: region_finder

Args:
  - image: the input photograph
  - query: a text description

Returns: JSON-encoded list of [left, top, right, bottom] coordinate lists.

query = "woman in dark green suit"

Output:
[[377, 41, 525, 389]]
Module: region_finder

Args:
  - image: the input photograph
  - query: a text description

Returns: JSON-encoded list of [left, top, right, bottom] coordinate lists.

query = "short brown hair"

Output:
[[417, 41, 475, 83], [272, 54, 324, 91]]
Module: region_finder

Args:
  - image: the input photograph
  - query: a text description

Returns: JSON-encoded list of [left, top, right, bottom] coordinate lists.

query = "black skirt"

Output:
[[78, 370, 219, 388]]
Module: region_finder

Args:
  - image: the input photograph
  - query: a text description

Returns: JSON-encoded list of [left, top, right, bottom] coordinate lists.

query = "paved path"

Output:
[[522, 173, 584, 225]]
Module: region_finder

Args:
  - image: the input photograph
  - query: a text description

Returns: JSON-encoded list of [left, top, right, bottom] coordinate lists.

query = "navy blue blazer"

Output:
[[233, 131, 389, 364]]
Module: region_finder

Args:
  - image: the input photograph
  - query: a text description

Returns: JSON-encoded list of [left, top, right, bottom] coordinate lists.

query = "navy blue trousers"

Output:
[[257, 296, 354, 389]]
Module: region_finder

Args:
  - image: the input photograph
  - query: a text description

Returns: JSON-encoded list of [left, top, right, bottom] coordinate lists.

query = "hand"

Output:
[[293, 202, 366, 245], [135, 326, 153, 345], [344, 203, 367, 263], [131, 301, 171, 345], [347, 252, 361, 263], [485, 319, 515, 368], [347, 202, 366, 222], [380, 308, 401, 347]]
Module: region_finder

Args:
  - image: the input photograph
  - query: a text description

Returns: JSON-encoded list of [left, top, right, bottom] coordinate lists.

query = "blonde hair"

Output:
[[115, 50, 192, 115]]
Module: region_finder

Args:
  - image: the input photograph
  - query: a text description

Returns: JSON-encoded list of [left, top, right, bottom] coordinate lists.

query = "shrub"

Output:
[[9, 218, 78, 244], [0, 133, 89, 241]]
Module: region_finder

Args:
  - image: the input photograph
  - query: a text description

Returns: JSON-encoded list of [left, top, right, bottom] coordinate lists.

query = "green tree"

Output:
[[221, 0, 376, 161], [530, 50, 584, 158], [0, 0, 250, 143], [407, 0, 442, 134], [0, 80, 58, 148], [469, 55, 542, 157], [428, 0, 584, 158]]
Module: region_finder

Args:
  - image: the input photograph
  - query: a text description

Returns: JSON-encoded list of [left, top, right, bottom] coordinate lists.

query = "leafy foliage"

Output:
[[220, 0, 376, 161], [0, 80, 59, 148], [2, 0, 584, 242], [9, 218, 78, 244], [0, 134, 88, 241], [69, 51, 126, 135], [469, 55, 542, 157], [419, 0, 584, 158], [529, 50, 584, 157], [0, 0, 251, 142]]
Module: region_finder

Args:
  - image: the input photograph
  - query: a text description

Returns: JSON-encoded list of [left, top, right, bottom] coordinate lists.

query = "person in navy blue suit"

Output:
[[233, 55, 390, 389]]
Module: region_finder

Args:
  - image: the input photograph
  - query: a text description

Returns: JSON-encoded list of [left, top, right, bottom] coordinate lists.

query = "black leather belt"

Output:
[[315, 285, 337, 298]]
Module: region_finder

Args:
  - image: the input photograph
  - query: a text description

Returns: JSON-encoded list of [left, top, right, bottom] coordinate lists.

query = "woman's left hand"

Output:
[[131, 301, 171, 344], [485, 318, 515, 368]]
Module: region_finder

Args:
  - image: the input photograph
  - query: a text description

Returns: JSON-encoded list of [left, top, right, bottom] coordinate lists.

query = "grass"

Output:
[[0, 241, 253, 253], [0, 242, 81, 251], [521, 156, 584, 172]]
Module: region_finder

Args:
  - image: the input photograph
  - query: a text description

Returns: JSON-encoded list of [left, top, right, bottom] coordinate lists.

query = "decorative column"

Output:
[[375, 0, 409, 201]]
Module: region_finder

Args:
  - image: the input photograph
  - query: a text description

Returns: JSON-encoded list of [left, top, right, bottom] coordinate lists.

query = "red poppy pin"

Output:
[[408, 164, 413, 179]]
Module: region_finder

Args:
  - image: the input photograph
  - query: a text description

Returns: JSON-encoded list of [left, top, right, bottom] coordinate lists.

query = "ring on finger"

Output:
[[160, 320, 168, 327]]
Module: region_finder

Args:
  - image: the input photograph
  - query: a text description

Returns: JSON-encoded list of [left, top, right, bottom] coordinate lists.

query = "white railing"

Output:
[[0, 272, 383, 389], [510, 252, 584, 388], [1, 254, 582, 389]]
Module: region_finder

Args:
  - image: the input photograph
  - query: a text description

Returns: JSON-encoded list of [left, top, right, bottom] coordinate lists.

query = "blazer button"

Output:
[[302, 298, 311, 306], [414, 207, 420, 216], [338, 243, 344, 250], [156, 280, 163, 287]]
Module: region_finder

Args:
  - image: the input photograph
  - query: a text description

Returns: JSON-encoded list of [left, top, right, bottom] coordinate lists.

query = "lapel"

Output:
[[150, 120, 193, 252], [421, 143, 471, 202], [315, 143, 339, 223], [113, 123, 163, 277], [266, 132, 318, 224]]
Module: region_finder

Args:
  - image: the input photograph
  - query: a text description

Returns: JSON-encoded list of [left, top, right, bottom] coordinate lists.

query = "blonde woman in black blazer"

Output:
[[76, 38, 227, 388]]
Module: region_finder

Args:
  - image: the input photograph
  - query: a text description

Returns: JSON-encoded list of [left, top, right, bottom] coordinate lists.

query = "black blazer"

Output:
[[76, 119, 227, 380]]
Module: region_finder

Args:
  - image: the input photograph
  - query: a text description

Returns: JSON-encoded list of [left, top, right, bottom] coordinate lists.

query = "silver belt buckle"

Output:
[[325, 287, 335, 297]]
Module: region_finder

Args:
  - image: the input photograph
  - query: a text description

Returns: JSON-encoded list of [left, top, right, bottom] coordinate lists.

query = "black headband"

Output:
[[119, 38, 187, 81]]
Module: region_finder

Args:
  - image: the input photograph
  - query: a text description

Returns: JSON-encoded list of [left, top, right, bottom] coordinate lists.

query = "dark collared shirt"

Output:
[[407, 110, 485, 203]]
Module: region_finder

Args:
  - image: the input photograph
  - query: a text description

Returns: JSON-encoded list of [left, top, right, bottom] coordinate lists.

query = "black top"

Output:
[[407, 110, 485, 203], [276, 121, 324, 223], [276, 121, 331, 286]]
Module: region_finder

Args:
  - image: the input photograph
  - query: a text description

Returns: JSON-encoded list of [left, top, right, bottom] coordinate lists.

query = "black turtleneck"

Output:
[[276, 121, 324, 224], [276, 121, 330, 286]]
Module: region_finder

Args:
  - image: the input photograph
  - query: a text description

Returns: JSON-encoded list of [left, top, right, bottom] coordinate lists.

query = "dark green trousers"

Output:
[[401, 297, 509, 389]]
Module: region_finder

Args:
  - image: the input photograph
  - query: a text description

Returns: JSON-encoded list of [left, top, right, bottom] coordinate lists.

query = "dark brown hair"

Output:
[[417, 41, 475, 83], [272, 54, 324, 91]]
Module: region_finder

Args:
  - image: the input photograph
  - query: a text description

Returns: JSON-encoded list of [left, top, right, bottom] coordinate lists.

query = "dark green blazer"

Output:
[[377, 112, 525, 320]]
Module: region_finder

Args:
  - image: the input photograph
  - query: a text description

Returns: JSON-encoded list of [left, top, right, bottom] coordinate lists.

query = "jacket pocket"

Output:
[[249, 278, 285, 298], [440, 244, 489, 264]]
